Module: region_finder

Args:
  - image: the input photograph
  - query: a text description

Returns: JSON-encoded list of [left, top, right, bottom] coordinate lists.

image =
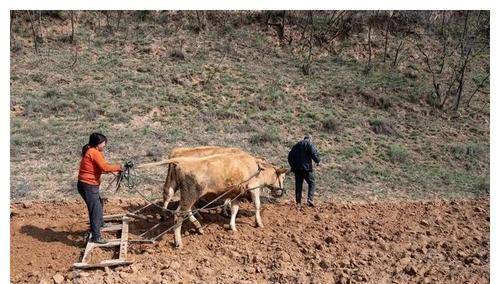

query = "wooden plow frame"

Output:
[[73, 216, 132, 269], [73, 203, 159, 269]]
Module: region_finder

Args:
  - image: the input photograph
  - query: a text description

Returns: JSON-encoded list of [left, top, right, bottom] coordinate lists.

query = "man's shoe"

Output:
[[91, 238, 108, 244], [296, 203, 302, 209], [307, 200, 315, 207]]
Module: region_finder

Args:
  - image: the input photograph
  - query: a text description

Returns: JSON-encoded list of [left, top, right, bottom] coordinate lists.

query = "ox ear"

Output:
[[257, 161, 266, 171], [276, 167, 289, 175]]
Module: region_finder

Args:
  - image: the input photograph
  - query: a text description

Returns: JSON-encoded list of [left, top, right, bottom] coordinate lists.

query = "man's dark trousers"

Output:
[[294, 170, 315, 204], [77, 181, 104, 241]]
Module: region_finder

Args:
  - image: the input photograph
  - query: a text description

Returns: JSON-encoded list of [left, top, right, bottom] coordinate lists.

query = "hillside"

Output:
[[10, 11, 490, 202]]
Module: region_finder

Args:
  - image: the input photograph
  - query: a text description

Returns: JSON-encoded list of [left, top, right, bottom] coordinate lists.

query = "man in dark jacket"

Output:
[[288, 134, 321, 207]]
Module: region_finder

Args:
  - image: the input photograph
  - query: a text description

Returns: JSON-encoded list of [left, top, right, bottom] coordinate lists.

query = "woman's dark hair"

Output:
[[81, 132, 108, 157]]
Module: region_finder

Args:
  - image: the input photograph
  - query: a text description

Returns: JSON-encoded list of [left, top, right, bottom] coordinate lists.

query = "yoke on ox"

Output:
[[151, 153, 287, 248]]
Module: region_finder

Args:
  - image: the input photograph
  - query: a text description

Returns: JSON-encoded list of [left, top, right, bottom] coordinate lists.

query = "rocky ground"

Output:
[[10, 197, 489, 283]]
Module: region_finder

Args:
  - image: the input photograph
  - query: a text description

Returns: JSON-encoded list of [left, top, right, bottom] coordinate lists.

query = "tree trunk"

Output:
[[393, 39, 404, 67], [38, 11, 43, 42], [383, 13, 391, 63], [453, 12, 471, 111], [438, 11, 447, 74], [454, 48, 472, 111], [70, 11, 75, 44], [281, 10, 286, 41], [27, 11, 39, 54], [302, 12, 314, 75], [116, 11, 123, 31], [460, 11, 470, 57], [196, 11, 206, 32], [366, 22, 372, 72], [10, 11, 16, 48]]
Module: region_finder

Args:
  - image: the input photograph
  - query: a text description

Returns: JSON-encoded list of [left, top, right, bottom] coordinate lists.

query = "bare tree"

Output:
[[27, 11, 39, 54], [267, 10, 286, 44], [37, 11, 43, 43], [70, 11, 75, 44], [365, 15, 373, 73], [301, 12, 314, 75], [196, 11, 207, 32], [116, 11, 123, 31], [466, 74, 489, 108], [438, 11, 448, 74], [416, 11, 489, 112], [10, 11, 16, 49], [453, 11, 472, 111], [383, 11, 393, 63], [392, 39, 404, 67]]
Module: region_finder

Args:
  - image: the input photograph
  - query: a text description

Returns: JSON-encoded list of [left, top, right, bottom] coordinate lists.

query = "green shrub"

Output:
[[369, 118, 399, 136], [377, 96, 393, 110], [475, 177, 490, 193], [342, 146, 364, 159], [451, 143, 483, 159], [321, 116, 341, 133], [44, 89, 62, 98], [249, 128, 280, 145], [388, 144, 409, 163]]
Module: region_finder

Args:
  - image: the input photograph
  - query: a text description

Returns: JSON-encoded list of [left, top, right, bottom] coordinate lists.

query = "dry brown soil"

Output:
[[10, 197, 489, 283]]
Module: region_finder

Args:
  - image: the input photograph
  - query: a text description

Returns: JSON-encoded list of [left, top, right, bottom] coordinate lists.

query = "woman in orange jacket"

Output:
[[78, 132, 122, 244]]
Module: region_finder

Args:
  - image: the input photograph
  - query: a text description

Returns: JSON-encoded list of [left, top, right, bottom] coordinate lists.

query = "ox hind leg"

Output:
[[162, 164, 176, 210], [174, 198, 203, 248], [229, 199, 240, 232], [250, 187, 264, 228]]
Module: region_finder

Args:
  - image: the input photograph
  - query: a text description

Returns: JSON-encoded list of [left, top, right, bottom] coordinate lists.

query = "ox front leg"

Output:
[[222, 198, 231, 218], [229, 200, 240, 232], [174, 204, 183, 248], [251, 188, 264, 228]]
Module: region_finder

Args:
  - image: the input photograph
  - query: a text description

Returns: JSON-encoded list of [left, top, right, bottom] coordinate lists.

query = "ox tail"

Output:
[[136, 159, 178, 169]]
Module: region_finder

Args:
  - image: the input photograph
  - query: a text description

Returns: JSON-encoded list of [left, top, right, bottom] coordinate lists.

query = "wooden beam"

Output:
[[81, 238, 94, 264], [119, 217, 129, 260], [74, 260, 132, 269], [103, 213, 126, 221], [92, 239, 121, 248], [101, 224, 123, 232]]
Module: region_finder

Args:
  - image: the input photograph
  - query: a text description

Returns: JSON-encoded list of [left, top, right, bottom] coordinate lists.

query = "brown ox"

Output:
[[153, 153, 287, 248], [138, 146, 246, 210], [169, 146, 244, 159]]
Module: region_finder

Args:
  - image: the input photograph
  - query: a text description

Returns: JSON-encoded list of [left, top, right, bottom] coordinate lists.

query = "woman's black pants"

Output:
[[77, 181, 104, 241]]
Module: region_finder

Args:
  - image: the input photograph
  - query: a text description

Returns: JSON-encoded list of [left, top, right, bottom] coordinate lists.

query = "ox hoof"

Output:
[[256, 223, 264, 228], [197, 228, 204, 235], [231, 228, 238, 232]]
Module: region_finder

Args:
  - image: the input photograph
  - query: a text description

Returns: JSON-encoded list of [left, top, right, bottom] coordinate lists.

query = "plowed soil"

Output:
[[10, 197, 489, 283]]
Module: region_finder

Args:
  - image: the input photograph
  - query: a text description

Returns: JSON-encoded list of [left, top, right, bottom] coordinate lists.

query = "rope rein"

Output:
[[102, 161, 285, 242]]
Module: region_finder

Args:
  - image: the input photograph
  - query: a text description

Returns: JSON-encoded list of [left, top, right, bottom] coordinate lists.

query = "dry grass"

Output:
[[10, 12, 490, 202]]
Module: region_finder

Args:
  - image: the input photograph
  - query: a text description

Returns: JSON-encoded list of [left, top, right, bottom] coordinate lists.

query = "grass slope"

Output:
[[10, 12, 490, 201]]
